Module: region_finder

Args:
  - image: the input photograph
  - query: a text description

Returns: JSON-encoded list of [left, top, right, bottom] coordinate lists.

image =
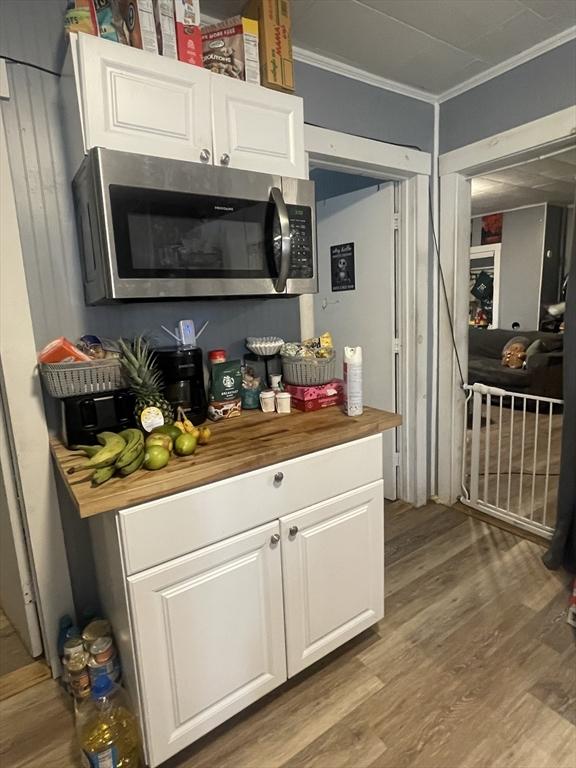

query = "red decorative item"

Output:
[[481, 213, 503, 244]]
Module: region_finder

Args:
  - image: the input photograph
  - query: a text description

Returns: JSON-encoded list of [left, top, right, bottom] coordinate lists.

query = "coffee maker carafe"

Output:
[[155, 347, 207, 426]]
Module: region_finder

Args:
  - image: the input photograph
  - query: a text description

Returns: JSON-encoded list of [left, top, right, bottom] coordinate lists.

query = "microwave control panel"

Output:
[[287, 206, 314, 279]]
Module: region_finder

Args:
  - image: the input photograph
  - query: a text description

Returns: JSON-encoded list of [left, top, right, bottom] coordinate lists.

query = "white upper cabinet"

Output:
[[75, 33, 213, 164], [67, 33, 306, 177], [280, 482, 385, 676], [128, 521, 287, 767], [211, 75, 306, 178]]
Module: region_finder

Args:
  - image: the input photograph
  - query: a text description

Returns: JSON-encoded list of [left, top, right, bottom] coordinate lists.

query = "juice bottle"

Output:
[[76, 675, 141, 767]]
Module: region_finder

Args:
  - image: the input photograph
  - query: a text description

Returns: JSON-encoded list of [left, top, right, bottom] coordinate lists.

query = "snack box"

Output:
[[174, 0, 203, 66], [291, 394, 342, 413], [64, 0, 99, 36], [202, 16, 260, 84], [153, 0, 177, 58], [118, 0, 158, 52], [243, 0, 294, 92], [284, 379, 343, 402]]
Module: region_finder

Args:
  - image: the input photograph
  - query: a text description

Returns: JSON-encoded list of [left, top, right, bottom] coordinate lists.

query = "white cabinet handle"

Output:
[[200, 148, 211, 162], [289, 526, 299, 537], [270, 533, 280, 544], [220, 153, 230, 166], [274, 472, 284, 485]]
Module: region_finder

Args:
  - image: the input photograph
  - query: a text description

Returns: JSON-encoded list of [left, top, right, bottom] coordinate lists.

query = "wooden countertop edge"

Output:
[[50, 409, 402, 519]]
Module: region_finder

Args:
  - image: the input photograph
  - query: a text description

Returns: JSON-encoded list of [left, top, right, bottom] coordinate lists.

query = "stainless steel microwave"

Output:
[[72, 148, 317, 304]]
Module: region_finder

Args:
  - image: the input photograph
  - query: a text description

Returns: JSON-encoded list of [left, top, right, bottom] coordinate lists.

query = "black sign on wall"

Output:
[[330, 242, 355, 292]]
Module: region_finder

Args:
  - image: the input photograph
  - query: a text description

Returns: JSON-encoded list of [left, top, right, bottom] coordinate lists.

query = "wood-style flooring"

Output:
[[0, 608, 33, 677], [1, 502, 575, 768]]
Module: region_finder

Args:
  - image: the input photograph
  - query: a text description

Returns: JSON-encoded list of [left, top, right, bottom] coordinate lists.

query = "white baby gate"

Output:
[[461, 383, 563, 539]]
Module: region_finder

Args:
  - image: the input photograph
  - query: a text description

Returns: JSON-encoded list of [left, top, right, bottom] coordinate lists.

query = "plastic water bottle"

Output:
[[344, 346, 363, 416], [76, 676, 141, 767]]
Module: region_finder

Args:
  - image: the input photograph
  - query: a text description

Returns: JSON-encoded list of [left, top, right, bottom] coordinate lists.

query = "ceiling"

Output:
[[471, 147, 576, 215], [201, 0, 576, 95]]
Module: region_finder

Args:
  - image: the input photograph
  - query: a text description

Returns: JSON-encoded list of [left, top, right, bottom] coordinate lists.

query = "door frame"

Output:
[[303, 125, 431, 506], [437, 106, 576, 503]]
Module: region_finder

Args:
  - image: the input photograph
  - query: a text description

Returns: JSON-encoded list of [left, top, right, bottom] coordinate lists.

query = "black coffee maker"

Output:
[[155, 347, 207, 426]]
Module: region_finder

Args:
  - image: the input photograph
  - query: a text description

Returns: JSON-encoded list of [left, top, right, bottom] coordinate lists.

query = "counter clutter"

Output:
[[40, 329, 375, 506]]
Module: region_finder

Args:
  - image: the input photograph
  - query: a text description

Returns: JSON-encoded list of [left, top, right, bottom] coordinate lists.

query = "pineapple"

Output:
[[118, 337, 174, 426]]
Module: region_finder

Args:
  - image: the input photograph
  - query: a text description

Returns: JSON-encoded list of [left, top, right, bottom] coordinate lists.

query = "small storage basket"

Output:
[[39, 359, 126, 398], [281, 353, 336, 386]]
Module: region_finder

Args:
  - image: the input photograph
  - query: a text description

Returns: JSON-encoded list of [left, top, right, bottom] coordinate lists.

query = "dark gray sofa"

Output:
[[468, 328, 564, 400]]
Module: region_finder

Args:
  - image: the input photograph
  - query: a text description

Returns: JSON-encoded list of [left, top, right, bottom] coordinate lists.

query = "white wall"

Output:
[[471, 205, 547, 330]]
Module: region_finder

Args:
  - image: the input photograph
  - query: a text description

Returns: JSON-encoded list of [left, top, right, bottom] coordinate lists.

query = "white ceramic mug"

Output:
[[275, 392, 291, 414], [259, 390, 276, 413]]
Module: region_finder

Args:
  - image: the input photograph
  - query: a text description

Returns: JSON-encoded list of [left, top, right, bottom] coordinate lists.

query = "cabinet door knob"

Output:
[[200, 148, 211, 162], [270, 533, 280, 544], [274, 472, 284, 484], [220, 153, 230, 166], [289, 525, 299, 537]]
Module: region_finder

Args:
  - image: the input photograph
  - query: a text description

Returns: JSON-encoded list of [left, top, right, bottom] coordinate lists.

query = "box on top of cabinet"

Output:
[[94, 0, 159, 53], [202, 16, 260, 85], [174, 0, 203, 66], [153, 0, 177, 58], [243, 0, 294, 92]]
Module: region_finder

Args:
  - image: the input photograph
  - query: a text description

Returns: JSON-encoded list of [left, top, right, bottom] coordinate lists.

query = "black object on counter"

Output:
[[155, 346, 207, 426], [61, 390, 135, 447]]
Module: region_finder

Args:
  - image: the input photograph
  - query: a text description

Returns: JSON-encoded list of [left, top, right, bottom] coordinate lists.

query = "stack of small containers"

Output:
[[61, 618, 121, 700]]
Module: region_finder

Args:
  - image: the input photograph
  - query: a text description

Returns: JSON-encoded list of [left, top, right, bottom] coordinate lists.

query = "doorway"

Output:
[[437, 108, 575, 529], [304, 124, 431, 506], [310, 168, 398, 499]]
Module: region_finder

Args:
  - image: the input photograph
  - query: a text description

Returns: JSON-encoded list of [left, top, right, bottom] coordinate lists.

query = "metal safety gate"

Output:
[[461, 383, 563, 538]]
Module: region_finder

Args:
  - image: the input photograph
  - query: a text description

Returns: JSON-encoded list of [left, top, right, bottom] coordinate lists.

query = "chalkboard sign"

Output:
[[330, 242, 355, 292]]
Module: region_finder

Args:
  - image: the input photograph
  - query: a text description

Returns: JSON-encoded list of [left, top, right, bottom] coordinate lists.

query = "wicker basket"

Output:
[[39, 359, 126, 399], [281, 353, 336, 386]]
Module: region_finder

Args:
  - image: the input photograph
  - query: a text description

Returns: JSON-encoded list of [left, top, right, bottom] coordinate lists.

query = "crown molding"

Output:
[[437, 26, 576, 103], [292, 47, 436, 104]]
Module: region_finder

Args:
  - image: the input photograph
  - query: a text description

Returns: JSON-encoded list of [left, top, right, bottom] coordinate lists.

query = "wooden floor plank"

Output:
[[0, 661, 51, 702], [0, 502, 574, 768]]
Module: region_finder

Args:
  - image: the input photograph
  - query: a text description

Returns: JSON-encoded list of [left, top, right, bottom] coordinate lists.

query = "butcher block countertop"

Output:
[[50, 406, 401, 519]]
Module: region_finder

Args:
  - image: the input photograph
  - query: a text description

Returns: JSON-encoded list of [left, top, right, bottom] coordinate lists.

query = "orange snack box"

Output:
[[38, 337, 92, 364]]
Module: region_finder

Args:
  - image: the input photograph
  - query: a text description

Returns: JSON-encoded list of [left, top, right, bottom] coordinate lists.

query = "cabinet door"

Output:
[[76, 34, 213, 164], [128, 522, 286, 767], [281, 482, 384, 676], [211, 75, 306, 178]]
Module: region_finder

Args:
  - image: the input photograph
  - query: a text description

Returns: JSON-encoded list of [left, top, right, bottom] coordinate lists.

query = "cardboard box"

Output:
[[284, 380, 343, 402], [291, 394, 343, 413], [94, 0, 160, 51], [153, 0, 177, 58], [174, 0, 203, 66], [243, 0, 294, 92], [202, 16, 260, 84]]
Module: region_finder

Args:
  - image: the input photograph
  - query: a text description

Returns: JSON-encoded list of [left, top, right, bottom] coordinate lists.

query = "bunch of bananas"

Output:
[[174, 409, 212, 445], [70, 429, 145, 487]]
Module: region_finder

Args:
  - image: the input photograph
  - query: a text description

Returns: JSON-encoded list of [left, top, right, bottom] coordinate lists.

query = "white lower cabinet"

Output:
[[127, 521, 287, 767], [92, 438, 386, 766], [280, 482, 385, 676]]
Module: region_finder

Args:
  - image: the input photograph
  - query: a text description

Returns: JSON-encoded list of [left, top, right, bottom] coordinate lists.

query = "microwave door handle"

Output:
[[271, 187, 291, 293]]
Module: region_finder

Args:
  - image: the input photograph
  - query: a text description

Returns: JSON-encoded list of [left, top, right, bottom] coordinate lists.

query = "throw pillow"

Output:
[[501, 336, 529, 369]]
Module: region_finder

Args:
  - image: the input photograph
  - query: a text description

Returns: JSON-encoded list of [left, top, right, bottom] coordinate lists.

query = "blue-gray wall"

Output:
[[295, 61, 434, 153], [440, 41, 576, 153], [310, 169, 384, 201]]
